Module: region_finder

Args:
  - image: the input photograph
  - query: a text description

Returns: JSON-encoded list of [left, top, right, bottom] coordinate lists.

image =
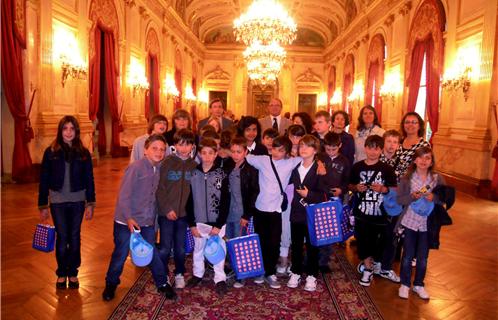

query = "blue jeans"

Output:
[[400, 228, 429, 287], [158, 216, 188, 275], [225, 221, 247, 240], [105, 222, 167, 288], [50, 201, 85, 277]]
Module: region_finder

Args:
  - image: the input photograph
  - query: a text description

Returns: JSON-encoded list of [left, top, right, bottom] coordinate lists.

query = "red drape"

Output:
[[174, 68, 182, 110], [342, 74, 352, 114], [1, 0, 33, 182], [145, 54, 160, 120], [406, 40, 427, 112], [88, 27, 121, 157], [365, 61, 383, 122], [191, 78, 198, 132]]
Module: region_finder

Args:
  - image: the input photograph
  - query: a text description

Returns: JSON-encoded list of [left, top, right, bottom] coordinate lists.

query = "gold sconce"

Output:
[[442, 66, 472, 101], [163, 75, 179, 103], [53, 24, 87, 88], [60, 55, 87, 87], [380, 71, 402, 104], [185, 84, 197, 106], [197, 89, 209, 108], [347, 82, 364, 106], [317, 92, 328, 109], [329, 89, 342, 107], [127, 59, 149, 97]]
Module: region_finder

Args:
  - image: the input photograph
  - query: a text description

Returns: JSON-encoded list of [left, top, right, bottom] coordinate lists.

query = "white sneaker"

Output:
[[265, 275, 281, 289], [253, 275, 265, 284], [233, 280, 245, 288], [379, 269, 401, 283], [413, 286, 430, 299], [373, 261, 382, 275], [174, 274, 185, 289], [287, 273, 301, 288], [399, 285, 409, 299], [357, 261, 365, 274], [276, 257, 289, 274], [359, 269, 373, 287], [411, 258, 417, 267], [304, 275, 317, 292]]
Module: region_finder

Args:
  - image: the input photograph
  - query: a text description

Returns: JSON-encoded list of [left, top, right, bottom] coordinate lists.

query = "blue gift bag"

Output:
[[185, 227, 195, 254], [341, 203, 355, 241], [204, 235, 226, 265], [306, 200, 344, 246], [32, 224, 56, 252], [130, 231, 154, 267], [227, 234, 265, 280]]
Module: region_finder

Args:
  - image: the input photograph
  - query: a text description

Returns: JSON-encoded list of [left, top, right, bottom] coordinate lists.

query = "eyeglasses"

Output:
[[404, 120, 418, 125]]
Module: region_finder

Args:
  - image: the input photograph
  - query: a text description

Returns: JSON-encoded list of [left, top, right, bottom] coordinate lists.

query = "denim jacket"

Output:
[[38, 147, 96, 208]]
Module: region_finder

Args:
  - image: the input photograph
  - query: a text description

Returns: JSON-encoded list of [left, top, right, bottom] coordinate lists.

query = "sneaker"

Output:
[[357, 261, 365, 274], [174, 274, 185, 289], [276, 257, 289, 274], [398, 285, 409, 299], [233, 280, 245, 288], [186, 276, 203, 288], [265, 275, 281, 289], [253, 275, 265, 284], [215, 281, 228, 297], [158, 283, 177, 300], [412, 258, 417, 267], [359, 269, 373, 287], [413, 286, 430, 299], [379, 269, 400, 283], [102, 284, 117, 301], [373, 262, 382, 275], [287, 273, 301, 288], [304, 275, 317, 292]]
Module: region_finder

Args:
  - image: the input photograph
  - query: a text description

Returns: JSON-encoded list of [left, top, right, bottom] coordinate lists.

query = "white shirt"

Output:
[[247, 141, 256, 153], [298, 161, 314, 184], [246, 154, 302, 213]]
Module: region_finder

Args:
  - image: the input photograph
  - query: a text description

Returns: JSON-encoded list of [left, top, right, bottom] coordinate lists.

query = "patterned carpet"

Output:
[[109, 250, 383, 320]]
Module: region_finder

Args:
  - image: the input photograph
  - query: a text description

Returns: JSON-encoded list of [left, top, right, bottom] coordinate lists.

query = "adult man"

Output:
[[259, 98, 292, 136], [197, 98, 233, 131]]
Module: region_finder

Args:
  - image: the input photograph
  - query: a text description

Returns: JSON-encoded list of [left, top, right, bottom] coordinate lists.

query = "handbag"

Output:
[[227, 233, 265, 280], [185, 227, 195, 254], [130, 230, 154, 267], [306, 199, 345, 246], [32, 224, 56, 252], [269, 156, 288, 212], [204, 235, 226, 265]]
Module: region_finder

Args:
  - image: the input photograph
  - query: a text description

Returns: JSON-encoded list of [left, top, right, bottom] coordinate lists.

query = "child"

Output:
[[262, 128, 280, 153], [156, 129, 197, 290], [377, 130, 403, 283], [226, 137, 260, 288], [397, 146, 445, 300], [287, 135, 328, 291], [186, 138, 230, 296], [312, 110, 331, 151], [318, 132, 351, 273], [237, 116, 268, 155], [130, 114, 169, 163], [349, 135, 397, 287], [246, 136, 302, 289], [287, 124, 306, 157], [103, 135, 174, 301]]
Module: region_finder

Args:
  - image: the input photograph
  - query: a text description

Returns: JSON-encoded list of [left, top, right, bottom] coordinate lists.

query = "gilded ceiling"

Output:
[[174, 0, 364, 47]]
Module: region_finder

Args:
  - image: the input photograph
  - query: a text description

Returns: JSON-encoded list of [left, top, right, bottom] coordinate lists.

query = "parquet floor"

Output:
[[2, 157, 497, 320]]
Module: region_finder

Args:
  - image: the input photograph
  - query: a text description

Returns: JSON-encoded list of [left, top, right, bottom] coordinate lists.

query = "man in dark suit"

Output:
[[197, 98, 233, 131], [259, 98, 292, 136]]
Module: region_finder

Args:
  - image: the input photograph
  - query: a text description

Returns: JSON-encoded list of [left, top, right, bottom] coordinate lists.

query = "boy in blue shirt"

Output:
[[102, 135, 175, 301]]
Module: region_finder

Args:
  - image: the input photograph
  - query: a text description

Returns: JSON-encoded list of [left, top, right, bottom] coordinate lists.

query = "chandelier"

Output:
[[244, 42, 286, 85], [233, 0, 297, 46]]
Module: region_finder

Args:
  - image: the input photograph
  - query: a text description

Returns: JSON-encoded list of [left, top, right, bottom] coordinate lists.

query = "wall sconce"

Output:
[[127, 59, 149, 97], [380, 72, 402, 103], [185, 84, 197, 106], [163, 75, 179, 103], [441, 66, 472, 101], [329, 89, 342, 106], [317, 92, 328, 108], [197, 89, 209, 106], [347, 82, 364, 106], [60, 55, 87, 87], [52, 24, 87, 88]]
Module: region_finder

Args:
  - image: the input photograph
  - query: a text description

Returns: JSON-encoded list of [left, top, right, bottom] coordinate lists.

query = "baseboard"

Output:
[[438, 171, 498, 201]]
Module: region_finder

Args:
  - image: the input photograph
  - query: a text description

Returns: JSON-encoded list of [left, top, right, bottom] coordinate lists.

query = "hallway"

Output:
[[1, 157, 497, 320]]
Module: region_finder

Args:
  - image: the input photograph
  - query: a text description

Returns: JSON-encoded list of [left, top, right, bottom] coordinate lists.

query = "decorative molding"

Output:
[[399, 1, 412, 16], [384, 14, 395, 27], [296, 68, 322, 83], [361, 34, 370, 43], [353, 40, 361, 49], [138, 6, 149, 20], [206, 65, 230, 80], [145, 28, 160, 56], [124, 0, 135, 8]]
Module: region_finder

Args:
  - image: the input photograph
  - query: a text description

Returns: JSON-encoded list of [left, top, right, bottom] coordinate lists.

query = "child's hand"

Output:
[[356, 184, 368, 192], [240, 218, 248, 227], [316, 160, 326, 176], [330, 188, 342, 197], [296, 185, 309, 198], [370, 184, 386, 193], [209, 227, 221, 236], [411, 191, 423, 199], [127, 218, 140, 232], [85, 206, 94, 220], [166, 210, 177, 220], [191, 227, 201, 238], [39, 208, 49, 222], [425, 192, 434, 202]]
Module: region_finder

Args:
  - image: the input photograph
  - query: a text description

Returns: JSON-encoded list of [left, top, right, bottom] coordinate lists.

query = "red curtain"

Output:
[[88, 27, 121, 157], [406, 40, 427, 112], [191, 78, 198, 132], [365, 61, 382, 122], [342, 74, 352, 114], [145, 54, 160, 120], [1, 0, 33, 182], [174, 68, 182, 110]]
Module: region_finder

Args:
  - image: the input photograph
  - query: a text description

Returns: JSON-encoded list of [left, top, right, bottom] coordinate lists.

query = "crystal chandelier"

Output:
[[233, 0, 297, 46], [244, 41, 286, 85]]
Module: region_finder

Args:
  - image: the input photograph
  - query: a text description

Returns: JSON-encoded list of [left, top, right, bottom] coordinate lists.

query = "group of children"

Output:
[[102, 108, 445, 302]]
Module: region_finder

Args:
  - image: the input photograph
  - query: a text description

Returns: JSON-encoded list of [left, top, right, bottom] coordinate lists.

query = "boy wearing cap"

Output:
[[102, 135, 175, 301]]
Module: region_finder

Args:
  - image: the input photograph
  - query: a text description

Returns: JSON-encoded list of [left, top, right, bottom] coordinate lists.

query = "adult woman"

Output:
[[237, 116, 267, 155], [164, 109, 192, 146], [207, 116, 222, 134], [38, 115, 96, 289], [396, 112, 431, 177], [331, 110, 355, 165], [291, 112, 313, 134], [129, 114, 169, 163], [354, 105, 385, 163]]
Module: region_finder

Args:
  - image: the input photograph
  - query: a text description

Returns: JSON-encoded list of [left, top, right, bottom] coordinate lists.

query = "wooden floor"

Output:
[[1, 157, 497, 320]]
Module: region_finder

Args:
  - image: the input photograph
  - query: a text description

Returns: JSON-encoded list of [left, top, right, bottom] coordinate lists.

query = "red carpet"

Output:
[[109, 251, 383, 320]]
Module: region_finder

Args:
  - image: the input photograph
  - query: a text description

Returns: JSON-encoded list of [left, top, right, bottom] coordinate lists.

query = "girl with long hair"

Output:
[[354, 105, 385, 163]]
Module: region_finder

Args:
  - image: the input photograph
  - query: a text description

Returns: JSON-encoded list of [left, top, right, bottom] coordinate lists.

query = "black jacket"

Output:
[[224, 158, 260, 221], [427, 185, 455, 249], [38, 147, 96, 208]]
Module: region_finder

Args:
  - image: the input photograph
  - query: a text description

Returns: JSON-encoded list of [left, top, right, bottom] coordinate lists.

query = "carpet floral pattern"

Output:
[[109, 251, 383, 320]]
